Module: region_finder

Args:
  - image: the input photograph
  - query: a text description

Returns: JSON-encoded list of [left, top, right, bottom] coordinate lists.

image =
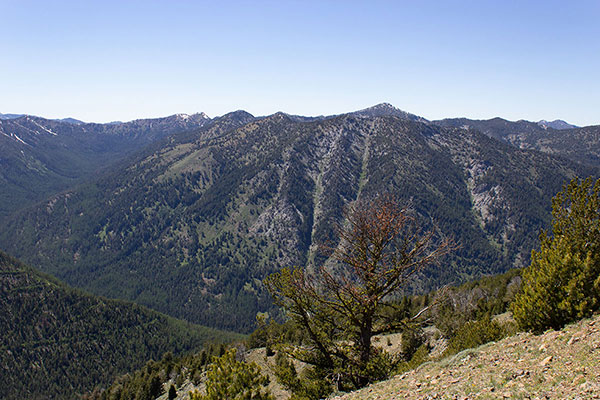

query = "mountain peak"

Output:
[[358, 102, 403, 113], [537, 119, 578, 130], [366, 102, 397, 110], [173, 112, 210, 120], [351, 103, 428, 122], [57, 117, 85, 125], [215, 110, 255, 125]]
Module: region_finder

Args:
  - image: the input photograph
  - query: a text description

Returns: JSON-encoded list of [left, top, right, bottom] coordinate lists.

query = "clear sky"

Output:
[[1, 0, 599, 125]]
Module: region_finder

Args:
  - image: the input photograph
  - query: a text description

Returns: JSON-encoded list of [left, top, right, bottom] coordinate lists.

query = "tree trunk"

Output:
[[358, 314, 373, 387]]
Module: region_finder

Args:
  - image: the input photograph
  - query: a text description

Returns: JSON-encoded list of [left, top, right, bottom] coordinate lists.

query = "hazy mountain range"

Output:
[[434, 117, 598, 166], [1, 103, 599, 399]]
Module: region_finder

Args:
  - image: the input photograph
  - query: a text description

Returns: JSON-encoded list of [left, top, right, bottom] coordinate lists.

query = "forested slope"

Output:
[[0, 251, 242, 400], [434, 117, 600, 167], [0, 113, 211, 218]]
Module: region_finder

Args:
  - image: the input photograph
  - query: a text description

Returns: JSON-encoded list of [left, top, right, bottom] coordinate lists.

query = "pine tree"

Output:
[[190, 349, 273, 400], [168, 384, 177, 400], [265, 195, 451, 392], [511, 177, 600, 333]]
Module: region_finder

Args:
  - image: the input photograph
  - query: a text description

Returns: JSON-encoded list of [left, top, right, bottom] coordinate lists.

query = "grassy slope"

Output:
[[332, 315, 600, 399], [0, 251, 243, 400]]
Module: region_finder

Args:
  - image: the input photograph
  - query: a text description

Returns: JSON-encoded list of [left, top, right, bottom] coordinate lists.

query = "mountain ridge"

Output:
[[433, 116, 600, 167], [1, 110, 595, 332], [4, 105, 581, 129], [0, 112, 214, 218], [537, 119, 578, 130]]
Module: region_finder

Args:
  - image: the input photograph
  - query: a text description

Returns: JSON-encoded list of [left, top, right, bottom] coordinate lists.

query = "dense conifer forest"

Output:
[[0, 252, 242, 400]]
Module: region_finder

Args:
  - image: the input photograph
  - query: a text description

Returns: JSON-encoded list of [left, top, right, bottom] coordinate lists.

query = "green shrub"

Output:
[[511, 177, 600, 333], [168, 385, 177, 400], [272, 353, 332, 400], [444, 316, 507, 356], [395, 344, 430, 375], [190, 349, 273, 400], [400, 327, 425, 361]]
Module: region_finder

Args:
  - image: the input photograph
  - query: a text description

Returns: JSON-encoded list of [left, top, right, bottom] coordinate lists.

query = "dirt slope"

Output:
[[332, 315, 600, 400]]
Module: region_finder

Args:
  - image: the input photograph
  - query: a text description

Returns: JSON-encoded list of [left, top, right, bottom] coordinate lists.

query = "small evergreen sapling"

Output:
[[168, 384, 177, 400], [190, 348, 273, 400]]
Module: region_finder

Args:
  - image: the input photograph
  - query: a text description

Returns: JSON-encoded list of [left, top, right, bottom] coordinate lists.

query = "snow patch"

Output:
[[31, 119, 58, 135], [11, 133, 29, 145]]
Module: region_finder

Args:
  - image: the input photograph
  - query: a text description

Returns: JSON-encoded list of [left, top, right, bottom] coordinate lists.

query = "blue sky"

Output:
[[1, 0, 599, 125]]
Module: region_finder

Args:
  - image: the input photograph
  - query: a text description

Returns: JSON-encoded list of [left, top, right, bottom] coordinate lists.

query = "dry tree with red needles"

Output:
[[265, 194, 453, 392]]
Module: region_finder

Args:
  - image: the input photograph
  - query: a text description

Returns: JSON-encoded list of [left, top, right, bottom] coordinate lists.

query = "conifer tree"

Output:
[[512, 177, 600, 333], [265, 195, 451, 393], [190, 348, 273, 400], [168, 384, 177, 400]]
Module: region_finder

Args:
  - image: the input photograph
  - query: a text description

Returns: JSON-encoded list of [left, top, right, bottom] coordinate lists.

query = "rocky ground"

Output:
[[159, 315, 600, 400], [331, 315, 600, 400]]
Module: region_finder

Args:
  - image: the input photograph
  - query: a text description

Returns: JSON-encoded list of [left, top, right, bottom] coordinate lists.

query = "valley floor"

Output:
[[331, 315, 600, 400]]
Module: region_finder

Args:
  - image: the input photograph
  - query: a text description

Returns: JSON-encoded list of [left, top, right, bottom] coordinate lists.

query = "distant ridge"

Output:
[[0, 112, 210, 125], [0, 113, 84, 124], [537, 119, 578, 130], [0, 112, 24, 120], [0, 108, 585, 130], [0, 112, 213, 218], [56, 117, 85, 125], [433, 116, 599, 166]]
